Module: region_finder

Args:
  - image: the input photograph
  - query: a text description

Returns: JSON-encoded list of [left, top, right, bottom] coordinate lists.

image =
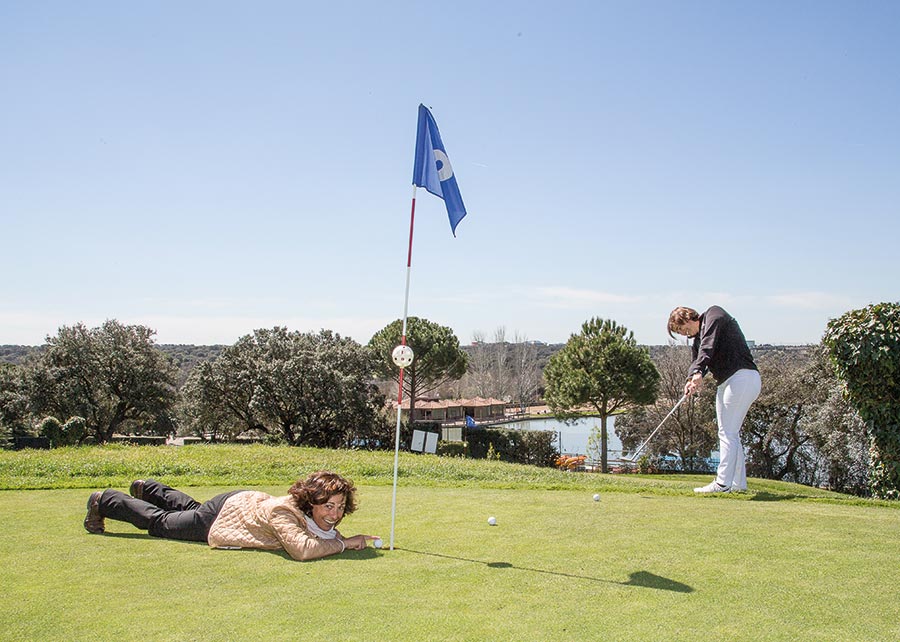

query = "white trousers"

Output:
[[715, 369, 761, 489]]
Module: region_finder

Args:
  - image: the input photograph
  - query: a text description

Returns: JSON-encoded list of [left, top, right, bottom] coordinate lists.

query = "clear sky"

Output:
[[2, 2, 898, 348]]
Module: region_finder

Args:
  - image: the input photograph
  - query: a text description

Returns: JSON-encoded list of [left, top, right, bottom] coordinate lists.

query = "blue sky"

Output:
[[2, 2, 898, 347]]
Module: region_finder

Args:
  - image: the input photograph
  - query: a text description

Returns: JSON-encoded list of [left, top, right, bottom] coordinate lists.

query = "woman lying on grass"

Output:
[[83, 470, 379, 561]]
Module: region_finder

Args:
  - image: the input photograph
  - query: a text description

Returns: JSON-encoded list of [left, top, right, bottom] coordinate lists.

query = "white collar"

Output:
[[303, 513, 337, 540]]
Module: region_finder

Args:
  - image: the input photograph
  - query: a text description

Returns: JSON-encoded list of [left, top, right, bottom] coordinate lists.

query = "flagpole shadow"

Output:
[[401, 548, 693, 593]]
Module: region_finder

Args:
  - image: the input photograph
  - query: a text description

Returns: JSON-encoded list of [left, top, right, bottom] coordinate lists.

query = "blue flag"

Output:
[[465, 415, 477, 428], [412, 104, 467, 236]]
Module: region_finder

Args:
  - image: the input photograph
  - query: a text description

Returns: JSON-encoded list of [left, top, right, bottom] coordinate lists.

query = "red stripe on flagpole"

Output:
[[397, 194, 415, 405], [407, 197, 416, 267]]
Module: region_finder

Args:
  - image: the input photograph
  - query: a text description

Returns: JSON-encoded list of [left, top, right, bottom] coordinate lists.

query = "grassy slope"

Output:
[[1, 444, 894, 507], [1, 446, 898, 641]]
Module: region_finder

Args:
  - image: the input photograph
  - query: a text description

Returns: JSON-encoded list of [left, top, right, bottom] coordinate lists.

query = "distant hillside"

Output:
[[1, 341, 813, 387], [0, 344, 226, 387], [647, 342, 814, 361], [0, 345, 41, 365], [157, 345, 227, 385]]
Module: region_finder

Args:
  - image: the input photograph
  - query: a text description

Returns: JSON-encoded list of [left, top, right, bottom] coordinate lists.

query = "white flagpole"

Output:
[[389, 184, 417, 551]]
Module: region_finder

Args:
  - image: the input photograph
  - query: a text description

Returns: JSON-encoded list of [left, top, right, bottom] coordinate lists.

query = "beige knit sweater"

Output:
[[207, 491, 345, 561]]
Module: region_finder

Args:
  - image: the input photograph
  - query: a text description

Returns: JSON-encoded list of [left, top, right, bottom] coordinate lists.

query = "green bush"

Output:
[[38, 416, 86, 448], [436, 441, 467, 457], [637, 454, 655, 474], [37, 417, 63, 446], [467, 428, 558, 467], [824, 302, 900, 499]]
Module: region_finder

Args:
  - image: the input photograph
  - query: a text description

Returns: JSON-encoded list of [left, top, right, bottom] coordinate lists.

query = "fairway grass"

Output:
[[1, 446, 898, 641]]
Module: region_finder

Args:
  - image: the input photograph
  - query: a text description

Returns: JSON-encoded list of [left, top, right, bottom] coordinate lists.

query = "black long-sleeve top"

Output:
[[688, 306, 758, 385]]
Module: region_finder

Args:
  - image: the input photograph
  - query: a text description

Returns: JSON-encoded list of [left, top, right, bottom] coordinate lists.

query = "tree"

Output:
[[254, 328, 382, 447], [742, 350, 821, 481], [823, 302, 900, 499], [0, 362, 30, 445], [510, 331, 541, 411], [615, 344, 717, 471], [544, 318, 660, 472], [29, 320, 178, 443], [180, 359, 258, 441], [456, 328, 540, 405], [466, 331, 492, 397], [492, 326, 509, 400], [805, 347, 869, 494], [368, 317, 468, 424], [182, 327, 383, 446]]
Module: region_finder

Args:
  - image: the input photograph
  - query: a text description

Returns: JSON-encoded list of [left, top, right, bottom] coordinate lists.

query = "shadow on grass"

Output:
[[749, 492, 799, 502], [101, 532, 168, 541], [99, 532, 210, 548], [402, 548, 693, 593], [622, 571, 693, 592]]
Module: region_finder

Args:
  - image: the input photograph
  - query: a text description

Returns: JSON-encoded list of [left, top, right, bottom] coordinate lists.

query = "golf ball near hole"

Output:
[[373, 538, 383, 549], [488, 516, 497, 526], [593, 494, 600, 502]]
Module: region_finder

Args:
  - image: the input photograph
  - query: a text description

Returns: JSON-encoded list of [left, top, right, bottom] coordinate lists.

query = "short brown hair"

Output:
[[289, 470, 358, 515], [667, 306, 700, 340]]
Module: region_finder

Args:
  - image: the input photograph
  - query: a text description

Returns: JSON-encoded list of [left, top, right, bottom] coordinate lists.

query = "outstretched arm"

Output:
[[340, 534, 381, 551]]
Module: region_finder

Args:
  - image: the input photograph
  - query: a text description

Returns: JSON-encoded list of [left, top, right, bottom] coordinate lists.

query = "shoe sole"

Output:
[[693, 485, 730, 494], [84, 492, 105, 534]]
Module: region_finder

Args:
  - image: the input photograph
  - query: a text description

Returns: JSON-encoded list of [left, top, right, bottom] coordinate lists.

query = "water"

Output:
[[498, 415, 623, 459]]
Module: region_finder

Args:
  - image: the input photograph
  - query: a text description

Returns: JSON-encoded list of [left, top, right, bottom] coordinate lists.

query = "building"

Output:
[[393, 396, 508, 423]]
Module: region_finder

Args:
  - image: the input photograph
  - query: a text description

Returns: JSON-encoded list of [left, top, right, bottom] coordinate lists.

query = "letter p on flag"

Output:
[[412, 104, 467, 236]]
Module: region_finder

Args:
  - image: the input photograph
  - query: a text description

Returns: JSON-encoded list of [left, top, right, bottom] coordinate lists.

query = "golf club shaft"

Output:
[[629, 394, 688, 461]]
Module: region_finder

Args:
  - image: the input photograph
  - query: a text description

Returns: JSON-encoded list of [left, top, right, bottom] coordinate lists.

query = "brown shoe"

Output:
[[129, 480, 145, 501], [84, 491, 105, 534]]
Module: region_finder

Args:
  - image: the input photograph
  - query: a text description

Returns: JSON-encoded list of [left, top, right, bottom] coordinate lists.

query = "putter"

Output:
[[628, 394, 688, 462]]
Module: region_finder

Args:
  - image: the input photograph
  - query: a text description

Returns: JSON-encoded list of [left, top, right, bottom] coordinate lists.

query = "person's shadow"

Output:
[[749, 492, 798, 502], [101, 532, 203, 543]]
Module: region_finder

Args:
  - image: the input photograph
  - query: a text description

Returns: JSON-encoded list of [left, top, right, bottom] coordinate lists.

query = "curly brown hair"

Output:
[[667, 306, 700, 339], [288, 470, 358, 516]]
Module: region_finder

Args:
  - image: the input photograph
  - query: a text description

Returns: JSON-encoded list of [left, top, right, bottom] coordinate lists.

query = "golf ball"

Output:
[[488, 516, 497, 526], [373, 538, 383, 549], [593, 494, 600, 501]]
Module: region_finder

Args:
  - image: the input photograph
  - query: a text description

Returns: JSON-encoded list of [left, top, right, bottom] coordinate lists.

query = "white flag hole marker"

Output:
[[392, 344, 414, 368]]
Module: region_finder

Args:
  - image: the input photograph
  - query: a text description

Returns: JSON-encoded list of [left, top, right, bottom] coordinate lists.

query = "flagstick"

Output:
[[389, 184, 417, 551]]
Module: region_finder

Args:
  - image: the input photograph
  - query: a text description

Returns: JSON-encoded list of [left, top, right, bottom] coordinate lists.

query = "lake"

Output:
[[498, 415, 623, 458]]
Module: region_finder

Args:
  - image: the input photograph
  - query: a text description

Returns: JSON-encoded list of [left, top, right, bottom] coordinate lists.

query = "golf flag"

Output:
[[465, 415, 477, 428], [412, 104, 467, 236], [391, 104, 468, 550]]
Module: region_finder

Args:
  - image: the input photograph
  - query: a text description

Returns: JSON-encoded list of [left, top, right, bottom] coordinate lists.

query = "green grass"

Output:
[[1, 445, 899, 641]]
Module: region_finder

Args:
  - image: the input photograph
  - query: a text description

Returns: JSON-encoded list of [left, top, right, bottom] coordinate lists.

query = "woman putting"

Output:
[[84, 470, 379, 560], [668, 306, 761, 493]]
